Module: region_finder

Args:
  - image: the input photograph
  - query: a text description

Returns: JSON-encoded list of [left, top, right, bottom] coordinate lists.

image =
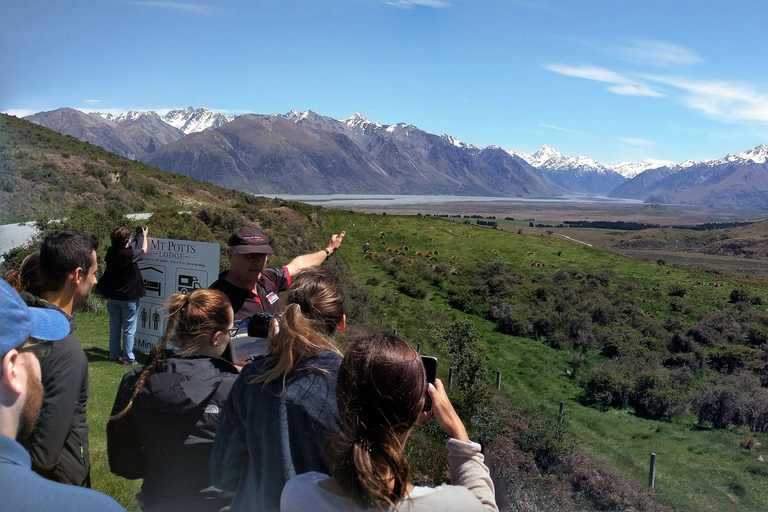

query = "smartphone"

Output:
[[421, 355, 438, 412]]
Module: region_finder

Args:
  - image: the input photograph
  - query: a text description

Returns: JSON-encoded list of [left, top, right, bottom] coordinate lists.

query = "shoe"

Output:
[[122, 359, 139, 366], [109, 357, 124, 364]]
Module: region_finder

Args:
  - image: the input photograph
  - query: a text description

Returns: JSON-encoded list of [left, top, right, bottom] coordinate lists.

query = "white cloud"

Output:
[[612, 39, 702, 67], [83, 99, 101, 106], [545, 64, 664, 97], [127, 2, 214, 15], [385, 0, 450, 8], [2, 109, 37, 117], [644, 75, 768, 123], [539, 123, 589, 136], [620, 137, 654, 147]]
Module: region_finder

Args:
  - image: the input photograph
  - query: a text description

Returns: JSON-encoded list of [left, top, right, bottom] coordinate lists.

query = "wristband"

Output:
[[324, 248, 331, 260]]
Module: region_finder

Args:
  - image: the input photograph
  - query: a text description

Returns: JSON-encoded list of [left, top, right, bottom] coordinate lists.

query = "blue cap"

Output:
[[0, 279, 70, 357]]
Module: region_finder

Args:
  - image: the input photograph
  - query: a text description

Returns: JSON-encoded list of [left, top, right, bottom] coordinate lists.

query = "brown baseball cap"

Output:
[[228, 226, 274, 254]]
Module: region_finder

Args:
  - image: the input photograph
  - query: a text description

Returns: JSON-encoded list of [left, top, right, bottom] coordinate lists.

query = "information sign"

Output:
[[134, 238, 220, 353]]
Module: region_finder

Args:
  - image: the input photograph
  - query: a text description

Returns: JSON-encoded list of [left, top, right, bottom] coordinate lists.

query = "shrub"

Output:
[[396, 273, 427, 299], [690, 380, 740, 429], [730, 288, 750, 303], [631, 370, 686, 420], [738, 388, 768, 433], [668, 282, 686, 297]]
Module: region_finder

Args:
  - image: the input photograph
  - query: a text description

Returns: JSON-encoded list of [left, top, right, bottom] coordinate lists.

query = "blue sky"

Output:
[[2, 0, 768, 164]]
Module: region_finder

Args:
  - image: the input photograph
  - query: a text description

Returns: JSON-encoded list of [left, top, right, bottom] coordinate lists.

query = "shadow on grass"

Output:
[[85, 346, 148, 364]]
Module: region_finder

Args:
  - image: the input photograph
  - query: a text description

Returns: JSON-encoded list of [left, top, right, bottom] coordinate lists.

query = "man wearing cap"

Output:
[[210, 226, 346, 321], [0, 279, 124, 511]]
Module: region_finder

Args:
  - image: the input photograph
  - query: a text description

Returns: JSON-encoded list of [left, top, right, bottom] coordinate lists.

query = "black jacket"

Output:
[[107, 353, 239, 512], [21, 293, 90, 487], [98, 245, 146, 301]]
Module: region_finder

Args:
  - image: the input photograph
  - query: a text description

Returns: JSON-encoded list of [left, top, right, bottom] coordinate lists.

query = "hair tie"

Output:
[[292, 295, 313, 314], [183, 295, 191, 307], [355, 436, 372, 453]]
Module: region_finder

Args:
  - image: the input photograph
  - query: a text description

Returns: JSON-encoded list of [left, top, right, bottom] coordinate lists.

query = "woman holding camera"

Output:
[[210, 267, 346, 512], [280, 333, 498, 512], [107, 288, 239, 512], [97, 225, 148, 366]]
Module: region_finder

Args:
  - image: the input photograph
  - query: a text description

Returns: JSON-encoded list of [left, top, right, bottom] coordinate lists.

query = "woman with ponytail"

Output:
[[281, 333, 498, 512], [210, 267, 346, 512], [107, 289, 239, 512]]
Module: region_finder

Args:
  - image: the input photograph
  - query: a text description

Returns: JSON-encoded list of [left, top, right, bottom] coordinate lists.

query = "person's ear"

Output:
[[71, 266, 85, 285], [337, 314, 346, 332], [1, 351, 25, 396], [226, 249, 234, 262]]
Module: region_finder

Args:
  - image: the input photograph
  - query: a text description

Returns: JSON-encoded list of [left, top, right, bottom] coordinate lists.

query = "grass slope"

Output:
[[0, 113, 256, 221], [319, 211, 767, 512]]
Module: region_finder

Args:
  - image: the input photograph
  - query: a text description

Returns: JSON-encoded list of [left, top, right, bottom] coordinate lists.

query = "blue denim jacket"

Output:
[[210, 351, 341, 512]]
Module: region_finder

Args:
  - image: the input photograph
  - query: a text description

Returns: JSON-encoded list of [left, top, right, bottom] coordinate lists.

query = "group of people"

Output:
[[0, 223, 498, 512]]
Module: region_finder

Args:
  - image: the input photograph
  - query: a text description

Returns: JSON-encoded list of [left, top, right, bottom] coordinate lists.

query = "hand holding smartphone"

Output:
[[420, 355, 437, 412]]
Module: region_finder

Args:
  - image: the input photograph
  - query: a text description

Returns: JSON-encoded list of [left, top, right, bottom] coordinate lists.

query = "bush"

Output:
[[396, 273, 427, 299], [690, 380, 740, 429], [730, 288, 750, 303], [631, 370, 686, 420], [668, 282, 686, 297]]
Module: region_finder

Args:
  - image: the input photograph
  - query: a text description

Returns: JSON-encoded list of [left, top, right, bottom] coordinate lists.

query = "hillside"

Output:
[[0, 113, 252, 220], [321, 211, 768, 512]]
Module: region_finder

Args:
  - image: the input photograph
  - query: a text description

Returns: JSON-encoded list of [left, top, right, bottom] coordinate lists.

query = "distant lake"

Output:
[[270, 194, 646, 207]]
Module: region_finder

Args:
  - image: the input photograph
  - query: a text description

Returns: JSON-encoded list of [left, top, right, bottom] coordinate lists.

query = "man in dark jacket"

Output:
[[23, 229, 98, 487]]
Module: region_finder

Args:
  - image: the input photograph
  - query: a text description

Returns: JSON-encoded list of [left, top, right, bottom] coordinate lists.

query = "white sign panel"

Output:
[[134, 238, 220, 353]]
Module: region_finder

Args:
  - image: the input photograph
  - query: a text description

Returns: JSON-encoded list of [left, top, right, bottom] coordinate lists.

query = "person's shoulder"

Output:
[[410, 484, 485, 511], [282, 472, 331, 509], [7, 469, 124, 512]]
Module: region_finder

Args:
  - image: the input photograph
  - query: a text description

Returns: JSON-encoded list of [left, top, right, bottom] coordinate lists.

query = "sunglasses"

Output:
[[17, 340, 53, 358]]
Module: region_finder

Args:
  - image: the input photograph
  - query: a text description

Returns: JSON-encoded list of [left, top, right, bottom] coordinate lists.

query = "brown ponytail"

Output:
[[109, 288, 232, 420], [3, 252, 42, 297], [326, 333, 426, 509], [248, 267, 344, 386]]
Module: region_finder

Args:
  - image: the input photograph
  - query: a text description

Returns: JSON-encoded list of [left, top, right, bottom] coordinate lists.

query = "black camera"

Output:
[[135, 225, 147, 236], [247, 312, 281, 338]]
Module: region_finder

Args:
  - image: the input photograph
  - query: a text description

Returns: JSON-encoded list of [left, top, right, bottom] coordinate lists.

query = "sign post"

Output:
[[134, 237, 220, 353]]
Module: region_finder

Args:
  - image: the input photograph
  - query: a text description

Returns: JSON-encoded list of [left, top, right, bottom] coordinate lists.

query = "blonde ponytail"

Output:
[[248, 268, 344, 386]]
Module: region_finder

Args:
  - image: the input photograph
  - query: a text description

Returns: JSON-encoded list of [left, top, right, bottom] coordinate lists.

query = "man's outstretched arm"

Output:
[[284, 231, 345, 277]]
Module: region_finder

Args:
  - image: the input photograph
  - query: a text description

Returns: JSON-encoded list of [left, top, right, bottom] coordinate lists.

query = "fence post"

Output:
[[379, 319, 383, 329], [649, 453, 657, 488], [559, 401, 565, 425], [417, 343, 421, 354], [496, 371, 501, 390], [393, 329, 397, 337], [448, 367, 454, 388]]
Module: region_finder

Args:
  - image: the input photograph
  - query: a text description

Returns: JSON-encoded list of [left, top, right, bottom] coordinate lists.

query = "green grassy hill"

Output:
[[0, 113, 267, 221], [319, 211, 767, 512]]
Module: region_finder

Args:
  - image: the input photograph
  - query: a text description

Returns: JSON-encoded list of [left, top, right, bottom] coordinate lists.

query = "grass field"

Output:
[[76, 209, 767, 511]]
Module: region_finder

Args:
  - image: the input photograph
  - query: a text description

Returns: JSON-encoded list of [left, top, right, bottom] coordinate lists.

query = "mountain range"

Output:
[[21, 107, 768, 207]]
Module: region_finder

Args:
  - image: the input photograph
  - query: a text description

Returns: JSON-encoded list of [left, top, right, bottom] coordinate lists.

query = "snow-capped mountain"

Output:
[[677, 144, 768, 169], [610, 158, 676, 179], [508, 145, 625, 195], [163, 107, 234, 134], [95, 107, 234, 134], [511, 145, 613, 174]]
